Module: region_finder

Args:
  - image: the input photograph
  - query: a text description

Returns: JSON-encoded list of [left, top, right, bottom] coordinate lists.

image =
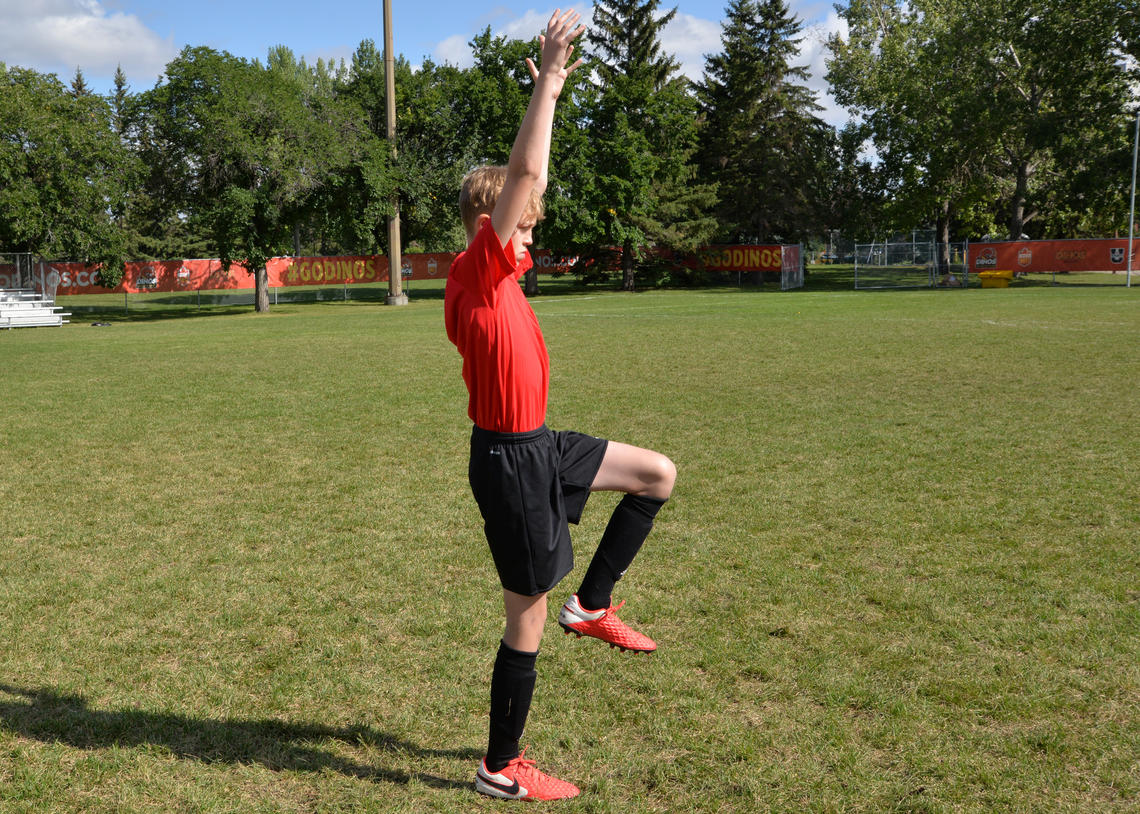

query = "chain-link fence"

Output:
[[853, 242, 969, 289]]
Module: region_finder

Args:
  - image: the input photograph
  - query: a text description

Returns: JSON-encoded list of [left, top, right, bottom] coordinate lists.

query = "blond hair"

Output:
[[459, 166, 545, 239]]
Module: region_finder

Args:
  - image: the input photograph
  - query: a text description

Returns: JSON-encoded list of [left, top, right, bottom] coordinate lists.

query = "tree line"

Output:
[[1, 0, 1136, 301]]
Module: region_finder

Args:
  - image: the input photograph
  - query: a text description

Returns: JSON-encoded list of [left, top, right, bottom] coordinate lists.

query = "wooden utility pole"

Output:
[[384, 0, 408, 305], [1128, 110, 1137, 289]]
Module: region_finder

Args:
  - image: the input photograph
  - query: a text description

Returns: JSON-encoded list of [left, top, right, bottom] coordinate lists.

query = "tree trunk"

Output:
[[255, 265, 270, 312], [936, 199, 951, 274], [621, 236, 635, 292], [524, 267, 539, 296], [1009, 159, 1030, 239]]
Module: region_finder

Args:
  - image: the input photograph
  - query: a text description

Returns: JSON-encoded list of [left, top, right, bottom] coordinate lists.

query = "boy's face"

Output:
[[509, 219, 536, 266]]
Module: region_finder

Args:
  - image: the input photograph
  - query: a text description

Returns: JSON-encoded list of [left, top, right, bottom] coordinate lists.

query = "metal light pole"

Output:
[[1128, 109, 1138, 288], [384, 0, 408, 305]]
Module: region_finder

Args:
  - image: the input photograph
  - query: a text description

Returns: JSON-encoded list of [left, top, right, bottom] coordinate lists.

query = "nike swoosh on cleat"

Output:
[[479, 773, 521, 797]]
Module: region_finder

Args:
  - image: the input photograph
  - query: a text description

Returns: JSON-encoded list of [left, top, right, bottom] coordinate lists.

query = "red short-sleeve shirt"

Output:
[[444, 220, 549, 432]]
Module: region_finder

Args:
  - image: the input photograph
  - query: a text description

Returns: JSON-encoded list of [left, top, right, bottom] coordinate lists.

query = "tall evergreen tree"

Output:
[[578, 0, 716, 290], [69, 67, 92, 97], [115, 66, 214, 262], [695, 0, 831, 243], [110, 65, 130, 137]]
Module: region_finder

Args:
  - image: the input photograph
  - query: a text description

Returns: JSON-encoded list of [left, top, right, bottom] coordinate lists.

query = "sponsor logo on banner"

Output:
[[1110, 247, 1125, 264], [1057, 249, 1087, 264], [532, 252, 579, 272], [1017, 248, 1033, 267], [699, 246, 783, 271], [975, 247, 998, 267]]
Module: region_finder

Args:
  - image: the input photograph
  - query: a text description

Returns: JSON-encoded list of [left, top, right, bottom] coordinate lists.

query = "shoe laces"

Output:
[[509, 747, 540, 779], [603, 599, 626, 619]]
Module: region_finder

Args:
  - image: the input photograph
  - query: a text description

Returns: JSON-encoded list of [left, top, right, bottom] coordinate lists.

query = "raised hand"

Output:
[[526, 8, 586, 90]]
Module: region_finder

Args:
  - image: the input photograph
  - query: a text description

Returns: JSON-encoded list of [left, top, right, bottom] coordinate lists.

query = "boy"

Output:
[[444, 8, 677, 803]]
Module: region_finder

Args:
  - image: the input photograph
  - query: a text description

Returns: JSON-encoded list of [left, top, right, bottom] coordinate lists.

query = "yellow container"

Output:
[[978, 269, 1013, 288]]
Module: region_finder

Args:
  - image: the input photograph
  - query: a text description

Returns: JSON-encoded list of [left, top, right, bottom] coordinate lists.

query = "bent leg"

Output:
[[589, 440, 676, 499], [574, 442, 676, 611]]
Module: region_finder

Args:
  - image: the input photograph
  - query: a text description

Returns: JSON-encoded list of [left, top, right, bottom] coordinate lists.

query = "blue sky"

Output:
[[0, 0, 848, 123]]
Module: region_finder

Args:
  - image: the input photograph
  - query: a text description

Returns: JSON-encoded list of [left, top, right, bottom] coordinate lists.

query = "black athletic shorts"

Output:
[[469, 424, 609, 596]]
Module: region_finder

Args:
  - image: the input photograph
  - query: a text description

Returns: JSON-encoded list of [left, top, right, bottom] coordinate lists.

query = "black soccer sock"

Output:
[[576, 493, 667, 612], [486, 640, 538, 773]]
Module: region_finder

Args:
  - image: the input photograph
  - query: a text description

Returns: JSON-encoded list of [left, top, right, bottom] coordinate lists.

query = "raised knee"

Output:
[[649, 453, 676, 499]]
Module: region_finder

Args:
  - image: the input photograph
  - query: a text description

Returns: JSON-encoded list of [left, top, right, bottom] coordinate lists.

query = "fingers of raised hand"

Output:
[[545, 8, 585, 45]]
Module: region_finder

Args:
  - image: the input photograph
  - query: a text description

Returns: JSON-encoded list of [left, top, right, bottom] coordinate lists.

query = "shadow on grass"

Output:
[[67, 306, 258, 324], [0, 683, 478, 791]]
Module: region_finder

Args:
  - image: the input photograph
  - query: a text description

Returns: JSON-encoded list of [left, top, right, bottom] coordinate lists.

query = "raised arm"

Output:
[[491, 8, 585, 248]]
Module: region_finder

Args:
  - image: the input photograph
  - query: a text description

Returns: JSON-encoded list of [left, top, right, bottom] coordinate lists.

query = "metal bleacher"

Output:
[[0, 289, 70, 329]]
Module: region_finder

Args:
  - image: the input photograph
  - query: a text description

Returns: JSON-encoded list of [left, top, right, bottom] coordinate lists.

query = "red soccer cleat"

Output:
[[475, 748, 581, 801], [558, 594, 657, 653]]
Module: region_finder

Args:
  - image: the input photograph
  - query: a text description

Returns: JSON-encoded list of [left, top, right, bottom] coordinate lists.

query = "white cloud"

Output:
[[0, 0, 176, 89], [660, 11, 724, 83], [430, 4, 593, 69], [433, 33, 476, 68], [800, 10, 850, 127], [499, 8, 556, 41]]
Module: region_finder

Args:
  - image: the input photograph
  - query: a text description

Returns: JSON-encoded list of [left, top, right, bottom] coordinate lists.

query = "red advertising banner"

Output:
[[269, 253, 456, 287], [22, 244, 787, 296], [33, 253, 463, 295], [970, 239, 1136, 274]]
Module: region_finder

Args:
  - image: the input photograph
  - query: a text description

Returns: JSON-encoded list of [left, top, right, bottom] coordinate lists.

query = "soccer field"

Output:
[[2, 285, 1138, 812]]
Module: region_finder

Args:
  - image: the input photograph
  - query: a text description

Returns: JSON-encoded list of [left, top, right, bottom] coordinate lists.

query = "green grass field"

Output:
[[3, 281, 1138, 812]]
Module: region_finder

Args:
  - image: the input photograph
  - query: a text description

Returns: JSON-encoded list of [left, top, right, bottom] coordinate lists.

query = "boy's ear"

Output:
[[476, 213, 492, 230]]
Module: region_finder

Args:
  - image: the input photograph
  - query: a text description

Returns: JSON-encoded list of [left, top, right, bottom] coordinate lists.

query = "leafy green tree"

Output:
[[827, 122, 889, 244], [976, 0, 1136, 238], [829, 0, 1136, 248], [696, 0, 833, 243], [461, 28, 538, 163], [336, 41, 471, 258], [320, 40, 397, 257], [135, 47, 361, 310], [259, 44, 388, 258], [394, 54, 478, 252], [0, 65, 129, 284], [109, 64, 214, 261], [828, 0, 994, 265]]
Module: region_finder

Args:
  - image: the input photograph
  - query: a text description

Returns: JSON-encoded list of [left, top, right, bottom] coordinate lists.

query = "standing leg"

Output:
[[478, 584, 581, 800], [486, 590, 547, 772]]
